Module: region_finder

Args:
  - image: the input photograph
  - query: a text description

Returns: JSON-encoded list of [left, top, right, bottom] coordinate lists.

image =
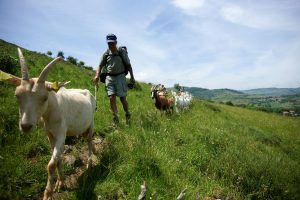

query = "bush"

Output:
[[0, 53, 18, 75], [78, 61, 85, 67], [57, 51, 64, 58], [127, 79, 142, 91], [67, 56, 77, 65], [46, 51, 52, 56], [84, 66, 93, 70], [225, 101, 234, 106]]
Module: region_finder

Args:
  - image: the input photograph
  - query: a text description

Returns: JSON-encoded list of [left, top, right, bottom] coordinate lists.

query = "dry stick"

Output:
[[150, 192, 157, 200], [176, 188, 187, 200], [94, 83, 99, 110], [138, 181, 146, 200], [196, 193, 201, 200]]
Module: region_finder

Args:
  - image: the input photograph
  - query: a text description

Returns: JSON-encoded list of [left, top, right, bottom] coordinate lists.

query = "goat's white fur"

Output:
[[12, 48, 96, 200], [172, 91, 193, 112]]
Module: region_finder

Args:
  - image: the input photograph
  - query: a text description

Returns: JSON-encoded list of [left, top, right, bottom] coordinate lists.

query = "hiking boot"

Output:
[[112, 115, 119, 126], [125, 112, 131, 125]]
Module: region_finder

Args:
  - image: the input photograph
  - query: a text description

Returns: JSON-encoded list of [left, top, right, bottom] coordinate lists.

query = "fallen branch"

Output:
[[138, 181, 146, 200], [176, 188, 187, 200], [150, 192, 157, 199]]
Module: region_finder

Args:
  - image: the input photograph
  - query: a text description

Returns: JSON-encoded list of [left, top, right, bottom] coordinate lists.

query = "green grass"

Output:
[[1, 39, 300, 199]]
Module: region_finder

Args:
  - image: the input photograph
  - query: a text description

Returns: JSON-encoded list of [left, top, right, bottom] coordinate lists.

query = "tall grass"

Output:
[[87, 98, 299, 200], [0, 40, 299, 199]]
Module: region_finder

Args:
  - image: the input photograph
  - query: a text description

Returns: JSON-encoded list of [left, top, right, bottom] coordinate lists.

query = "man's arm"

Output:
[[121, 50, 135, 84], [127, 64, 135, 84], [93, 54, 106, 84], [95, 64, 105, 78]]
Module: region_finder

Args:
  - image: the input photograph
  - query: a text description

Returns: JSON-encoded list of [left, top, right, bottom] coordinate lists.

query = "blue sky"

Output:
[[0, 0, 300, 90]]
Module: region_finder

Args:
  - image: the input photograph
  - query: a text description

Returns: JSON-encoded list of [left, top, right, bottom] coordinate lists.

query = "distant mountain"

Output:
[[184, 87, 244, 99], [241, 87, 300, 96], [184, 87, 300, 99]]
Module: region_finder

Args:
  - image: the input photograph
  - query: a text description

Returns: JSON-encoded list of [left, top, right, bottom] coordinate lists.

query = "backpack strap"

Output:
[[104, 48, 129, 75], [103, 49, 110, 66], [117, 47, 128, 69]]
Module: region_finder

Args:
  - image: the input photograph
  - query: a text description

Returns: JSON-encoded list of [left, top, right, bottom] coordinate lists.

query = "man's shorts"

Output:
[[105, 74, 128, 97]]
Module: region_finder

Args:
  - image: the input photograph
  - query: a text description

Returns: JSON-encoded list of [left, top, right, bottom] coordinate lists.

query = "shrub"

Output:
[[225, 101, 234, 106], [84, 66, 93, 70], [78, 61, 85, 67], [0, 53, 18, 75], [46, 51, 52, 56], [57, 51, 64, 58], [67, 56, 77, 65]]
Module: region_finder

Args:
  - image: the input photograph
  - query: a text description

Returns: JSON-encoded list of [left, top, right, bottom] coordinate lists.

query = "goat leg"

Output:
[[44, 134, 65, 199], [54, 158, 64, 192], [43, 160, 56, 200]]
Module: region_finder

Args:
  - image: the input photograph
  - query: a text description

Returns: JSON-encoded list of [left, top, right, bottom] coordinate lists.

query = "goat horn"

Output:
[[37, 57, 63, 83], [17, 48, 29, 80], [152, 85, 158, 91]]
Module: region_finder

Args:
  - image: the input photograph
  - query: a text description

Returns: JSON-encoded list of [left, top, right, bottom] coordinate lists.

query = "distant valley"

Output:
[[184, 87, 300, 113], [241, 87, 300, 96]]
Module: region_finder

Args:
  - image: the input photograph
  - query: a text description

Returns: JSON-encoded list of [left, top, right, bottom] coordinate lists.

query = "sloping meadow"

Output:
[[0, 40, 299, 199]]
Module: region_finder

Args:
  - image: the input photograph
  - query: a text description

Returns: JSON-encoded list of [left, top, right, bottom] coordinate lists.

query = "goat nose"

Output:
[[21, 124, 33, 132]]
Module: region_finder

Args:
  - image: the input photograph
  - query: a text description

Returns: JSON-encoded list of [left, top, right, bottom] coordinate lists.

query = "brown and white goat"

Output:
[[6, 48, 96, 200], [151, 84, 175, 114]]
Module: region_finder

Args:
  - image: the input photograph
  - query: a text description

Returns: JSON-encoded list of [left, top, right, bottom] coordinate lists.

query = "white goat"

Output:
[[172, 91, 193, 112], [8, 48, 96, 200]]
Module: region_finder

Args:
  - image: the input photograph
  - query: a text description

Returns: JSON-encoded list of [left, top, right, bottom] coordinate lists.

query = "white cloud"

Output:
[[220, 4, 244, 24], [172, 0, 205, 13], [1, 0, 299, 89], [249, 40, 300, 88], [220, 2, 300, 31]]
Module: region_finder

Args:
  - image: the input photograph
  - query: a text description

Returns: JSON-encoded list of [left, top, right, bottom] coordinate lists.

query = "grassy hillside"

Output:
[[1, 40, 300, 199]]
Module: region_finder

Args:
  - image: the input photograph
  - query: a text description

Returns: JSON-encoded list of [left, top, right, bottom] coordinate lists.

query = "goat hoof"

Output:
[[43, 189, 53, 200]]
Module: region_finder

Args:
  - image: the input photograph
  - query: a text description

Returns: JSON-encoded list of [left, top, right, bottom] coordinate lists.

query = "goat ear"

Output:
[[45, 81, 71, 92], [0, 70, 21, 86]]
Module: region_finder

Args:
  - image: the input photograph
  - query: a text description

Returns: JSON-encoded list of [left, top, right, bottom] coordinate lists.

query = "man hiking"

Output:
[[93, 33, 135, 125]]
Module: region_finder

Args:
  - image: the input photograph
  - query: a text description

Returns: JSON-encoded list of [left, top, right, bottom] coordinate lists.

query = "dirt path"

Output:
[[37, 136, 104, 200]]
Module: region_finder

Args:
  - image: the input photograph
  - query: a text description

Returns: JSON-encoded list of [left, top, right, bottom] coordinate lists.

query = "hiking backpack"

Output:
[[100, 46, 129, 83]]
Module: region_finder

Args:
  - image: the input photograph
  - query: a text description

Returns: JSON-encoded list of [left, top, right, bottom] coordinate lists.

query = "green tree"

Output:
[[78, 61, 85, 67], [46, 51, 52, 57], [67, 56, 77, 65], [174, 83, 180, 92], [57, 51, 64, 58]]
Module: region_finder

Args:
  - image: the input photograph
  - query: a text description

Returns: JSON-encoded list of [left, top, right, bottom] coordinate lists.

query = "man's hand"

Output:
[[130, 77, 135, 85], [92, 75, 100, 85]]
